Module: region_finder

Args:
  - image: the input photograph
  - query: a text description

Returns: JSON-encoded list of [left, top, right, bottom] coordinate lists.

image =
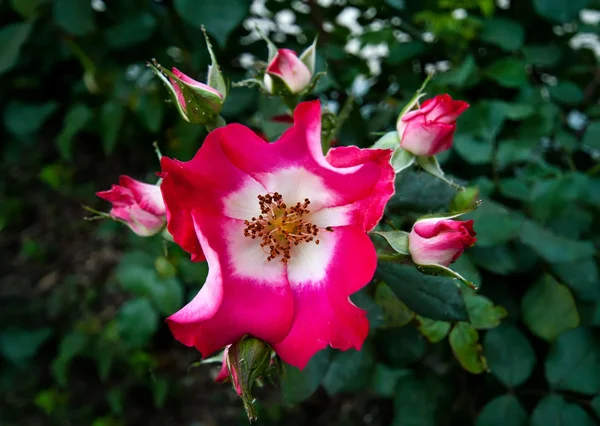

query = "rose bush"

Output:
[[3, 1, 599, 425]]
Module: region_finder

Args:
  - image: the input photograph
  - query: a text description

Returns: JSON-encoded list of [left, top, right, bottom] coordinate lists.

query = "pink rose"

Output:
[[408, 218, 476, 267], [397, 94, 469, 156], [96, 175, 166, 237], [159, 100, 395, 369], [264, 46, 315, 95]]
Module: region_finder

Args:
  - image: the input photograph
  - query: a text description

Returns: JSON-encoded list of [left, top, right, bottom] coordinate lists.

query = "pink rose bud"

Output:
[[96, 175, 166, 237], [225, 337, 272, 422], [397, 94, 469, 157], [166, 67, 225, 124], [408, 218, 476, 267], [264, 41, 316, 95]]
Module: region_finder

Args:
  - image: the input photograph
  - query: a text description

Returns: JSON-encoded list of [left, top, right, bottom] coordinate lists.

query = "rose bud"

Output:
[[149, 29, 227, 127], [264, 40, 316, 95], [408, 217, 476, 267], [226, 337, 272, 422], [96, 175, 166, 237], [396, 94, 469, 157], [158, 66, 226, 125]]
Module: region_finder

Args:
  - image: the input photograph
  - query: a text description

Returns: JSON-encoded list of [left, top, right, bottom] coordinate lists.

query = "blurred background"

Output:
[[1, 0, 600, 425]]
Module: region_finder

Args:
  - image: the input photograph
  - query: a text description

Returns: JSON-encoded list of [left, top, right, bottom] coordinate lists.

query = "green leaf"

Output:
[[376, 263, 468, 321], [555, 131, 578, 152], [479, 18, 524, 52], [392, 373, 449, 426], [376, 325, 427, 366], [52, 330, 90, 386], [449, 322, 487, 374], [136, 93, 164, 134], [518, 102, 560, 139], [533, 0, 591, 23], [453, 135, 493, 164], [437, 55, 478, 88], [456, 101, 506, 142], [500, 102, 535, 120], [322, 347, 375, 395], [496, 138, 538, 168], [388, 42, 428, 64], [522, 45, 562, 67], [374, 282, 415, 327], [582, 121, 600, 150], [521, 275, 579, 341], [115, 258, 183, 316], [173, 0, 249, 47], [499, 178, 530, 201], [56, 104, 93, 161], [484, 325, 536, 387], [389, 170, 457, 212], [10, 0, 43, 17], [104, 13, 157, 48], [385, 0, 405, 10], [476, 395, 527, 426], [548, 81, 584, 105], [486, 58, 527, 88], [545, 327, 600, 395], [0, 22, 33, 76], [101, 102, 125, 155], [519, 220, 595, 263], [4, 101, 58, 138], [0, 328, 52, 365], [416, 316, 451, 343], [370, 364, 411, 397], [53, 0, 96, 36], [281, 349, 330, 404], [591, 396, 600, 418], [116, 298, 159, 349], [463, 200, 521, 247], [464, 291, 507, 329], [551, 259, 600, 302], [531, 395, 596, 426]]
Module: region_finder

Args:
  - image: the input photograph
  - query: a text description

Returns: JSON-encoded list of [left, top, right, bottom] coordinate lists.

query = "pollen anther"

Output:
[[243, 192, 322, 263]]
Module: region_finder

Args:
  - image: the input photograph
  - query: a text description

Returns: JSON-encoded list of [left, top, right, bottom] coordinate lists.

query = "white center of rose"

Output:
[[224, 167, 345, 284], [242, 192, 333, 263]]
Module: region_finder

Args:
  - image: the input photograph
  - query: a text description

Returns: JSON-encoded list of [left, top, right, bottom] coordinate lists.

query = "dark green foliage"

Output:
[[1, 0, 600, 425]]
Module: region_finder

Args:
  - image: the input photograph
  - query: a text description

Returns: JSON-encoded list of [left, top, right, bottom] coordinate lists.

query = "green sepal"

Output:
[[258, 29, 278, 63], [396, 72, 434, 126], [232, 78, 265, 90], [299, 36, 318, 74], [416, 155, 464, 190], [226, 337, 273, 423], [415, 263, 479, 290], [416, 199, 482, 222], [299, 71, 326, 95], [371, 131, 415, 173], [372, 230, 410, 255], [201, 25, 227, 98], [148, 61, 190, 122], [371, 131, 398, 149], [392, 147, 416, 173]]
